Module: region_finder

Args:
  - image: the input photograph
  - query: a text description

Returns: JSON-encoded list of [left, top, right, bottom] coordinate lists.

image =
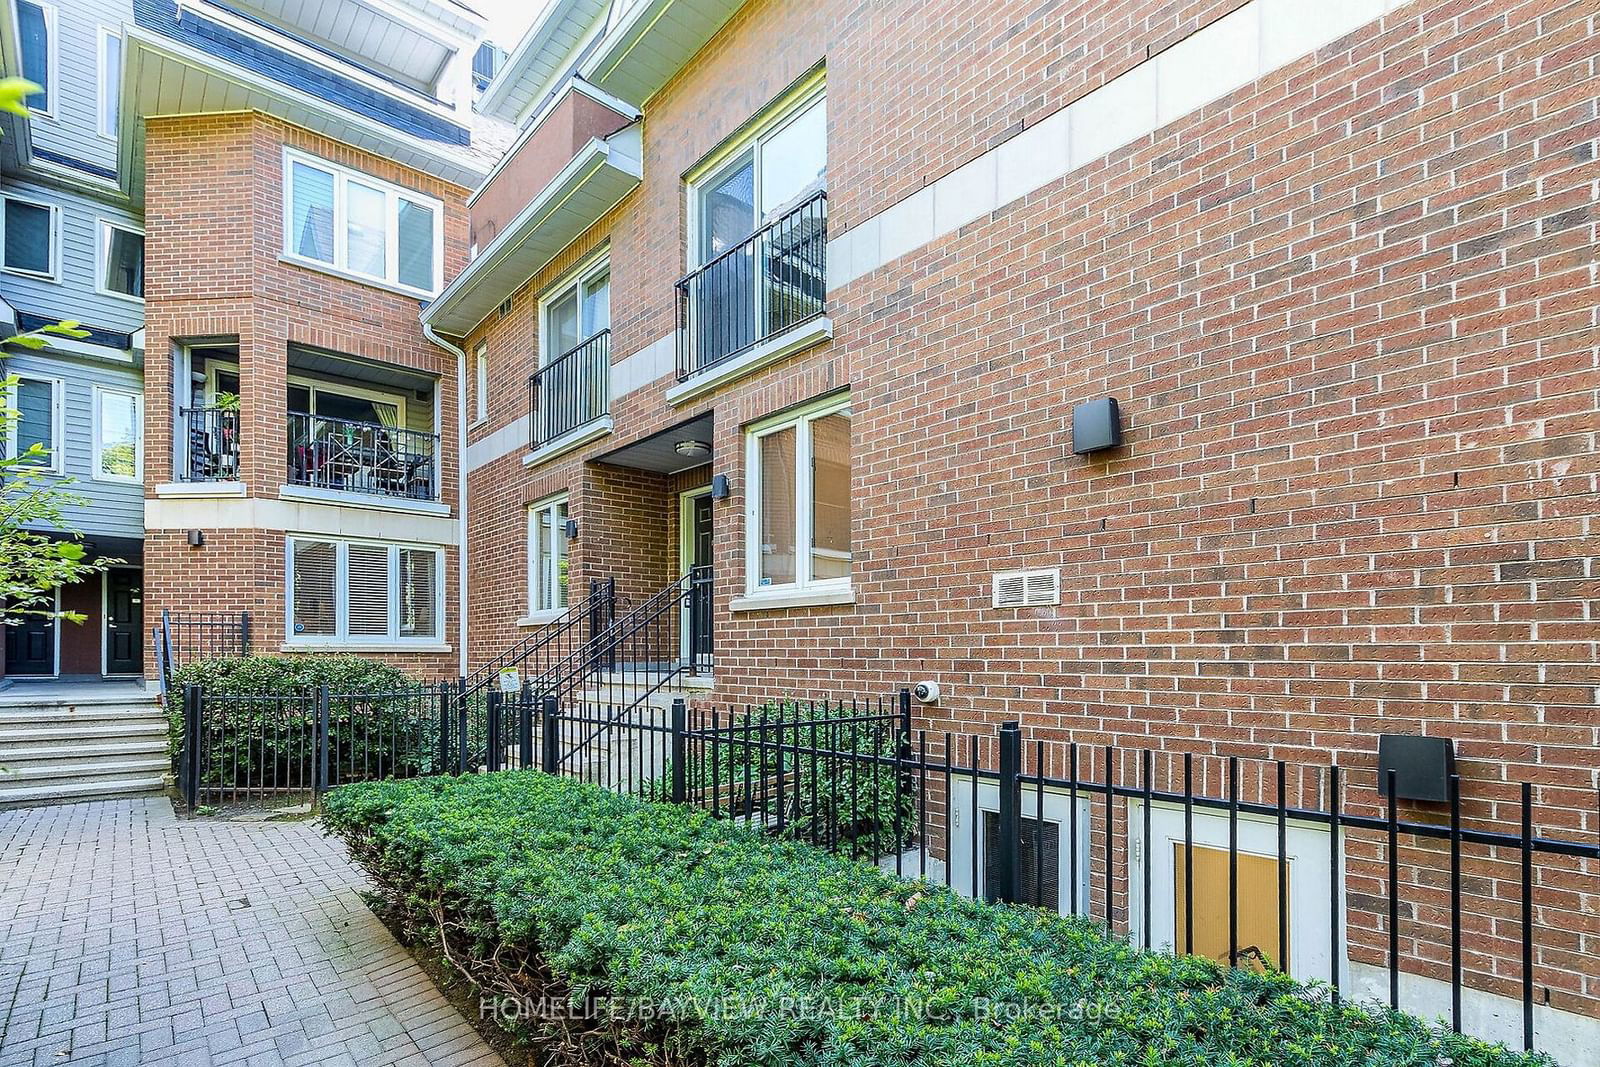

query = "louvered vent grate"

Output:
[[992, 569, 1061, 609]]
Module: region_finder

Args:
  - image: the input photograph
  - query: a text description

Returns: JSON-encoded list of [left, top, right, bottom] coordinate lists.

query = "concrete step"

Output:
[[0, 776, 166, 809], [0, 755, 170, 785], [0, 720, 169, 746], [0, 705, 166, 727], [0, 739, 169, 767]]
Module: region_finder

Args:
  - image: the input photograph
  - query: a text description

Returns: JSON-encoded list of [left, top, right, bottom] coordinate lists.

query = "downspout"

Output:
[[422, 321, 470, 678]]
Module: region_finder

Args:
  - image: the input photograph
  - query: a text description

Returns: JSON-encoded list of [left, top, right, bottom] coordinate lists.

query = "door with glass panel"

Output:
[[692, 92, 826, 371], [540, 267, 609, 443]]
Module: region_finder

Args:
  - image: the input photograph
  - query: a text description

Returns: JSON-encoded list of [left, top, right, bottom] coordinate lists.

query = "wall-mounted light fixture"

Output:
[[564, 518, 579, 541], [1378, 735, 1456, 803], [186, 529, 206, 548], [710, 474, 730, 501], [674, 439, 711, 458], [1071, 397, 1123, 455]]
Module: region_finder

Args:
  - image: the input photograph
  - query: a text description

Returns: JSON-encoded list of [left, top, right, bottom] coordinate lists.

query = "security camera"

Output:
[[912, 681, 941, 705]]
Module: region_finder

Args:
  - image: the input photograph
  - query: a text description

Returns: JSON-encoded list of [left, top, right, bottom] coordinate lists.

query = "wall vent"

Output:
[[992, 569, 1061, 609]]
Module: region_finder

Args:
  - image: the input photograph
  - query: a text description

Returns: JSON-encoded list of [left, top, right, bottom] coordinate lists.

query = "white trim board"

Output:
[[829, 0, 1405, 289]]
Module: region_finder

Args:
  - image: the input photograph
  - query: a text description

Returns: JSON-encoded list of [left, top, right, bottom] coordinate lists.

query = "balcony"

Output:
[[673, 192, 829, 394], [528, 330, 612, 456], [180, 406, 241, 483], [287, 413, 438, 502]]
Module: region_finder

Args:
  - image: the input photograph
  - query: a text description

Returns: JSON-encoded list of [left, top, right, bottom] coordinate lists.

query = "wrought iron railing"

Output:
[[180, 406, 240, 482], [528, 329, 610, 450], [460, 579, 617, 704], [676, 191, 827, 381], [154, 608, 250, 694], [286, 412, 438, 501]]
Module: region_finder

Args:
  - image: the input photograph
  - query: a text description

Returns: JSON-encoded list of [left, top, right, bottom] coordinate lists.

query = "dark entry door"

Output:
[[105, 570, 144, 675], [4, 611, 54, 675], [689, 494, 713, 664]]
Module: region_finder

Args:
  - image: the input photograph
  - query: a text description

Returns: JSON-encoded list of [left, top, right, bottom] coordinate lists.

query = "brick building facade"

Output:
[[426, 0, 1599, 1052]]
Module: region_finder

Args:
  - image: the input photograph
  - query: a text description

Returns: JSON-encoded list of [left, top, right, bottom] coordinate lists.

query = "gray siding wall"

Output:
[[1, 347, 144, 539], [23, 0, 133, 177], [0, 177, 144, 332]]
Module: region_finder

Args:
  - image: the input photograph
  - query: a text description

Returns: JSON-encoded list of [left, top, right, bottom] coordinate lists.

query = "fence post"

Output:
[[519, 682, 534, 769], [541, 695, 560, 773], [993, 721, 1022, 904], [457, 684, 470, 774], [314, 683, 331, 802], [437, 682, 451, 774], [486, 690, 502, 773], [670, 699, 687, 805], [239, 610, 251, 654], [180, 684, 201, 811]]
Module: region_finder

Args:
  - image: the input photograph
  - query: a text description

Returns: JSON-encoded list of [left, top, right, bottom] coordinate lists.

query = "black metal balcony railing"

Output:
[[528, 329, 610, 450], [180, 406, 241, 482], [676, 190, 827, 381], [286, 412, 438, 501]]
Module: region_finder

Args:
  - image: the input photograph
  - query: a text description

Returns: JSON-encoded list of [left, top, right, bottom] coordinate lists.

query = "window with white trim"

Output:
[[286, 538, 441, 644], [744, 394, 851, 594], [527, 496, 569, 615], [473, 343, 488, 423], [15, 1, 54, 116], [282, 149, 444, 295], [1, 196, 57, 279], [92, 386, 141, 482], [98, 220, 143, 299], [98, 28, 120, 137], [5, 375, 61, 473]]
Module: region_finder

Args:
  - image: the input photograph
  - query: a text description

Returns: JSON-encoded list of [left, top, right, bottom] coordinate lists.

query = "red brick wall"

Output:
[[458, 0, 1599, 1018], [142, 113, 470, 682]]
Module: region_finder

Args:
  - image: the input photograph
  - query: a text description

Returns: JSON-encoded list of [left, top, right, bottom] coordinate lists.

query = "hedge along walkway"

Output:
[[0, 798, 502, 1067]]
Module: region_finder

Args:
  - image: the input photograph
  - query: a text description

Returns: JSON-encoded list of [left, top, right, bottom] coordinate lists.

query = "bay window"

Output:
[[287, 538, 441, 644], [745, 394, 851, 596], [283, 149, 443, 296], [98, 221, 144, 299], [527, 496, 569, 616]]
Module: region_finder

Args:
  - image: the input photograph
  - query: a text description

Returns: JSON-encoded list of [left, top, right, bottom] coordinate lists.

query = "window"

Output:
[[2, 196, 57, 279], [98, 221, 143, 299], [286, 538, 442, 644], [15, 1, 53, 116], [1174, 843, 1288, 971], [471, 41, 502, 97], [691, 80, 825, 266], [92, 387, 141, 482], [5, 376, 61, 473], [282, 149, 444, 295], [983, 812, 1061, 910], [534, 257, 610, 443], [542, 260, 609, 361], [473, 343, 488, 424], [744, 394, 850, 594], [98, 28, 121, 137], [527, 496, 569, 615]]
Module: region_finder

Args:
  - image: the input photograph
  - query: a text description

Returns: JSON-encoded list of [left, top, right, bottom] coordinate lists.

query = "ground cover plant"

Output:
[[322, 771, 1553, 1067]]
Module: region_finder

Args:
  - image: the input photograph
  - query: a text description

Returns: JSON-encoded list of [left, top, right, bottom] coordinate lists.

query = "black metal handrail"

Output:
[[461, 579, 617, 703], [528, 329, 610, 450], [286, 411, 438, 501], [180, 406, 240, 482], [156, 608, 250, 694], [675, 191, 827, 381]]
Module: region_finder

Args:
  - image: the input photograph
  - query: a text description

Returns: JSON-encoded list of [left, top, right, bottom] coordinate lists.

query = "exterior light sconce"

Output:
[[187, 529, 206, 548], [564, 519, 579, 541], [1071, 397, 1123, 455], [710, 474, 730, 501], [1378, 735, 1456, 803]]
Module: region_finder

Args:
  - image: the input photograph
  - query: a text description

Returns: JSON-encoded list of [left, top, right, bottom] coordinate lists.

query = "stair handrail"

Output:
[[460, 579, 616, 702]]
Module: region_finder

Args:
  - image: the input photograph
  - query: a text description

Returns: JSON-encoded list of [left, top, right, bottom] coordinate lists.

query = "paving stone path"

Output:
[[0, 798, 503, 1067]]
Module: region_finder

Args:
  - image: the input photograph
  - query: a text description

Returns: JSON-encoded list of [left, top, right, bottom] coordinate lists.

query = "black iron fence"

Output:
[[180, 405, 240, 482], [181, 680, 1600, 1056], [287, 411, 438, 501], [676, 191, 827, 381], [154, 609, 250, 693], [529, 329, 610, 449]]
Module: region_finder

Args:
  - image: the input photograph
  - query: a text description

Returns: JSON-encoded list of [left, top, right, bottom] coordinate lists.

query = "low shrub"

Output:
[[169, 653, 415, 696], [322, 773, 1550, 1067]]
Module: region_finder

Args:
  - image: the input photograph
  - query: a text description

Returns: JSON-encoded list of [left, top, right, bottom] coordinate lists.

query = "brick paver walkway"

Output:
[[0, 799, 502, 1067]]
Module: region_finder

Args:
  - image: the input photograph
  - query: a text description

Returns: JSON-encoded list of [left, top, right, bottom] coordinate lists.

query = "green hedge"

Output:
[[322, 773, 1549, 1067], [169, 653, 414, 695]]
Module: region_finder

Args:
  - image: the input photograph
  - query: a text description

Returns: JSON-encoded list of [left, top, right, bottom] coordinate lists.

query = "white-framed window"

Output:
[[97, 27, 121, 138], [91, 386, 141, 483], [4, 374, 62, 474], [286, 537, 441, 644], [473, 343, 488, 424], [540, 256, 610, 363], [14, 0, 55, 118], [687, 73, 825, 269], [1, 195, 59, 280], [96, 220, 143, 300], [527, 495, 569, 615], [282, 148, 444, 296], [744, 393, 851, 595]]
